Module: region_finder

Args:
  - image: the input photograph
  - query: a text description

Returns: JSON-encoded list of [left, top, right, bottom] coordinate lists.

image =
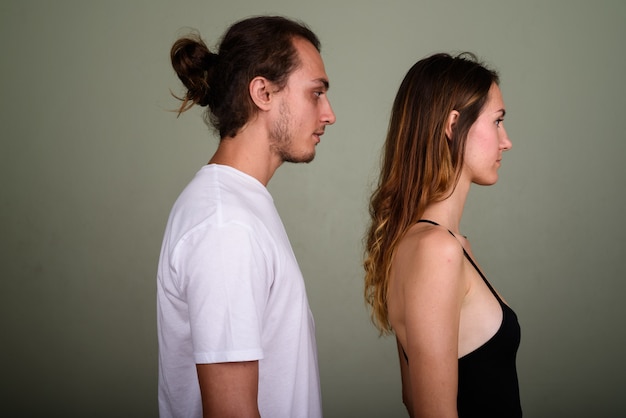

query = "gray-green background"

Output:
[[2, 1, 625, 417]]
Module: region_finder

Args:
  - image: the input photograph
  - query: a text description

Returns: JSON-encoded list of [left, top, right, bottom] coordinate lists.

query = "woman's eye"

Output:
[[495, 118, 504, 127]]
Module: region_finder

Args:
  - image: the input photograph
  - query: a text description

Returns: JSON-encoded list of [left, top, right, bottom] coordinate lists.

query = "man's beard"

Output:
[[269, 102, 315, 164]]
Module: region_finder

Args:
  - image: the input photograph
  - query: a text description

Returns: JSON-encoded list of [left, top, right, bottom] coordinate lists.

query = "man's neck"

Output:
[[208, 126, 282, 186]]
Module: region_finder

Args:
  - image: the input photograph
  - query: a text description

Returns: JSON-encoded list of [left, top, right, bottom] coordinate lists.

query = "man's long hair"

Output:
[[170, 16, 320, 139]]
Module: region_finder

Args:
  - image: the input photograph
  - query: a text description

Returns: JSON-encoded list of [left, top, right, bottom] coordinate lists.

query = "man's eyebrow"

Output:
[[313, 78, 330, 90]]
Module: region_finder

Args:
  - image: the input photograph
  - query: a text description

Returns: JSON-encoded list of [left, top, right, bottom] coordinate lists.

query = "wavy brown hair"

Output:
[[170, 16, 320, 139], [364, 53, 499, 333]]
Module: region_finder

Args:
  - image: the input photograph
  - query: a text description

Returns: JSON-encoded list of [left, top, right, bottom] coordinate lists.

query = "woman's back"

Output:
[[389, 220, 521, 417]]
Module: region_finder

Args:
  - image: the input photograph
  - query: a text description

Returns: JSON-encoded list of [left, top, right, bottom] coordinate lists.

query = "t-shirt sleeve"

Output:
[[172, 221, 271, 364]]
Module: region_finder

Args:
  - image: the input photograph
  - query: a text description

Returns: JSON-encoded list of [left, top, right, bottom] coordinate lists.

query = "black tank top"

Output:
[[404, 220, 522, 417]]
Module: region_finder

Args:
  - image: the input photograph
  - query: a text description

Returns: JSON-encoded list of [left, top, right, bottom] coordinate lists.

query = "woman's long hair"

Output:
[[364, 53, 499, 333]]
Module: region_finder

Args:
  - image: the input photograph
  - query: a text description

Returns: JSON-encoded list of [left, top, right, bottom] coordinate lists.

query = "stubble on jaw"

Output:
[[269, 101, 315, 164]]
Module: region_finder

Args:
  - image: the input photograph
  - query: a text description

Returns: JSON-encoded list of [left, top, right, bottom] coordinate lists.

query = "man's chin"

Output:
[[283, 152, 316, 164]]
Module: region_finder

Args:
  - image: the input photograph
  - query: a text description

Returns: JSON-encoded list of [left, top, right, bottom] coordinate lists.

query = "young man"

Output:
[[157, 16, 336, 418]]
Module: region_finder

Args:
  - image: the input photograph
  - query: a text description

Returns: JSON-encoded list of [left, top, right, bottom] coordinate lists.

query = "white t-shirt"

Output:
[[157, 164, 322, 418]]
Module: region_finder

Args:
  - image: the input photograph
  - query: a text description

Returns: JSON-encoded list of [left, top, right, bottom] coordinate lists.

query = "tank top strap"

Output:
[[417, 219, 458, 240], [416, 219, 504, 305]]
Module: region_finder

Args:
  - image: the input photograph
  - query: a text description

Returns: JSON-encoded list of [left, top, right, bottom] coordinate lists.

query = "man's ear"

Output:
[[445, 110, 460, 140], [249, 76, 274, 111]]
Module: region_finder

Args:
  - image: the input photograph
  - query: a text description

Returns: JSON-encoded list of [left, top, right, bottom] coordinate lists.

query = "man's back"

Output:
[[157, 164, 322, 418]]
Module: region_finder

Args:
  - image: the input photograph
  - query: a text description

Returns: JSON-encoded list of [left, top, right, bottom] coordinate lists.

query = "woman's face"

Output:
[[462, 83, 512, 186]]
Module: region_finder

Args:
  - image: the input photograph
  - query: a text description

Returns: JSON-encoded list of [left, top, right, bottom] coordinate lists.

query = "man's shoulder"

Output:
[[176, 165, 269, 212]]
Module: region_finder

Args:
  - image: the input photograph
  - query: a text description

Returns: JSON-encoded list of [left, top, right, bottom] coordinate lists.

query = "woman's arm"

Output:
[[397, 337, 414, 417], [396, 231, 468, 417]]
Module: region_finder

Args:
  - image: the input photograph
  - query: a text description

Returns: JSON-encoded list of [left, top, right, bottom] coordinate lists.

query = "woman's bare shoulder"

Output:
[[392, 224, 467, 297], [397, 223, 464, 266]]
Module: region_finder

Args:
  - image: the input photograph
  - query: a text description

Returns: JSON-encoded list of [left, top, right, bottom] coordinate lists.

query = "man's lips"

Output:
[[313, 131, 324, 142]]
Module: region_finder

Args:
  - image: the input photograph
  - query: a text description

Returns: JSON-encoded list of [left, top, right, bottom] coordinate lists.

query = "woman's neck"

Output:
[[421, 180, 470, 235]]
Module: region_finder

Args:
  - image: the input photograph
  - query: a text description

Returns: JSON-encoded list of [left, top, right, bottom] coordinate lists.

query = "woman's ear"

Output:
[[445, 110, 460, 140], [249, 76, 273, 111]]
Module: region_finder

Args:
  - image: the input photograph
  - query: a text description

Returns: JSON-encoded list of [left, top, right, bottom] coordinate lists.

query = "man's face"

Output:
[[269, 37, 336, 163]]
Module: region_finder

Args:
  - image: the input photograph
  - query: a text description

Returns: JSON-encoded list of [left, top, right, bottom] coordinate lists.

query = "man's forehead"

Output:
[[294, 54, 329, 84]]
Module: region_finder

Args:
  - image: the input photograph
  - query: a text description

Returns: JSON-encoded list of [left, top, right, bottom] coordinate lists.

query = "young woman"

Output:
[[364, 53, 522, 417]]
